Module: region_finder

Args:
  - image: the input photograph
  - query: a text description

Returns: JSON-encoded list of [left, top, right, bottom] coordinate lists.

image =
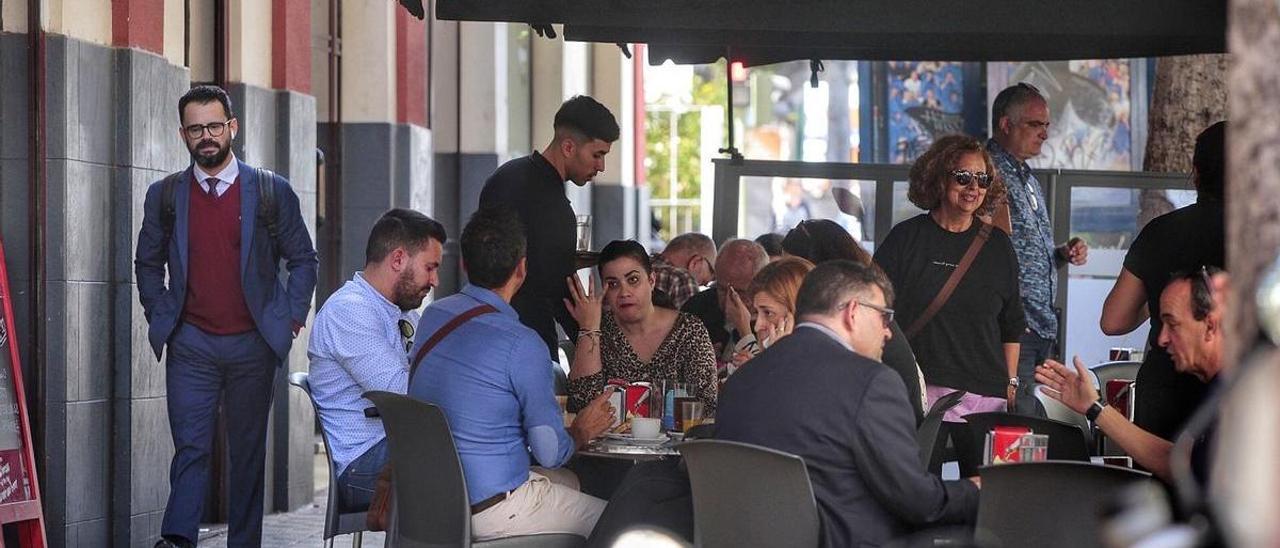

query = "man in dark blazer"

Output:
[[715, 260, 978, 547], [135, 85, 318, 548]]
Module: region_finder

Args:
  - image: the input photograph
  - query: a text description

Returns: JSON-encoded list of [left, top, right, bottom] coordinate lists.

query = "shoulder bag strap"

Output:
[[409, 303, 498, 379], [904, 222, 994, 339]]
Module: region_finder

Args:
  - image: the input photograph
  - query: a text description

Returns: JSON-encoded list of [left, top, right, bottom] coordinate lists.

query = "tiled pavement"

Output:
[[197, 445, 385, 547], [196, 496, 383, 548]]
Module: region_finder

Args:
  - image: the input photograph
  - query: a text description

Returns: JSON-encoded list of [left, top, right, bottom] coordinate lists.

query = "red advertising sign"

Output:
[[0, 236, 46, 547]]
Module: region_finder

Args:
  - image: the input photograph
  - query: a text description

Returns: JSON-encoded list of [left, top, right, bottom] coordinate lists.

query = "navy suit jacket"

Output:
[[715, 326, 979, 548], [134, 160, 318, 361]]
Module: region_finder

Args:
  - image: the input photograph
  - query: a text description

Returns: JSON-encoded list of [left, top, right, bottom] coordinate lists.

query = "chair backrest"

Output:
[[364, 390, 472, 548], [1035, 385, 1092, 439], [916, 390, 966, 467], [976, 461, 1153, 548], [288, 372, 370, 540], [683, 423, 717, 440], [1091, 361, 1141, 387], [959, 412, 1090, 472], [680, 440, 820, 548]]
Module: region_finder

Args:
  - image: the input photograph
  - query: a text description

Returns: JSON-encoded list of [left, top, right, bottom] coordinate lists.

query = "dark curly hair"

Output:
[[906, 134, 1006, 216]]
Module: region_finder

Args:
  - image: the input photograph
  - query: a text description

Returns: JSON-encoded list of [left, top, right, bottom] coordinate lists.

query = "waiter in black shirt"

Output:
[[479, 95, 620, 360]]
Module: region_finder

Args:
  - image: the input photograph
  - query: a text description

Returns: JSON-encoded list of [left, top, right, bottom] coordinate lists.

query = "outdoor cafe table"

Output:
[[577, 435, 682, 461]]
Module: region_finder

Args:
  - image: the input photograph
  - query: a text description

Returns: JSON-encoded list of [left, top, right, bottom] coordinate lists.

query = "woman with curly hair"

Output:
[[873, 135, 1026, 471]]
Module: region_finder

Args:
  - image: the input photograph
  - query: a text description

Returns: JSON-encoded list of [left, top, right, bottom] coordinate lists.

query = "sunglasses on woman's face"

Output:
[[950, 169, 993, 190]]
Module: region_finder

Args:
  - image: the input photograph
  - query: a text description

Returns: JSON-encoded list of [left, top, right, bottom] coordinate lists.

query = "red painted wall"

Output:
[[395, 8, 427, 127], [272, 0, 312, 93], [112, 0, 165, 54]]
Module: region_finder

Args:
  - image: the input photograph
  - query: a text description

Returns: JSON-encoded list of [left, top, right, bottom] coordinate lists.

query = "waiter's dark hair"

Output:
[[461, 206, 528, 289], [179, 85, 234, 122], [1193, 121, 1226, 202], [796, 260, 894, 319], [365, 208, 447, 265], [554, 95, 620, 143]]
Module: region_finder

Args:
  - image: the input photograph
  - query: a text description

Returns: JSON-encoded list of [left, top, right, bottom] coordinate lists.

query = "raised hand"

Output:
[[725, 286, 753, 338], [564, 273, 603, 331], [1034, 356, 1099, 415]]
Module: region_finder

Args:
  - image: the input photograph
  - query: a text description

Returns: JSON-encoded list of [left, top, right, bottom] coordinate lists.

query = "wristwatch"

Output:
[[1085, 400, 1106, 422], [1007, 377, 1020, 389]]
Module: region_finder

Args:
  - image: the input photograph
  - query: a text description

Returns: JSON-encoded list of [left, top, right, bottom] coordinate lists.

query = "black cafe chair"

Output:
[[680, 440, 819, 548], [363, 390, 585, 548], [976, 461, 1153, 548], [917, 390, 966, 472], [288, 372, 367, 548]]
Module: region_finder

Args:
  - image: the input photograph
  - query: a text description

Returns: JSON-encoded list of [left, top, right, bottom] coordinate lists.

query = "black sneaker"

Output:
[[154, 535, 195, 548]]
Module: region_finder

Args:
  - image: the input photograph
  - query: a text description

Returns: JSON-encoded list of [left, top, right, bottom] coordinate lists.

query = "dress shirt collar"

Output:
[[352, 271, 406, 317], [985, 138, 1031, 177], [193, 154, 241, 186], [459, 284, 519, 318], [796, 321, 854, 353]]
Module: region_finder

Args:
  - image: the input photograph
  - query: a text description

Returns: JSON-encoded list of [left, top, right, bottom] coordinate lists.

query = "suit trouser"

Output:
[[161, 322, 278, 547]]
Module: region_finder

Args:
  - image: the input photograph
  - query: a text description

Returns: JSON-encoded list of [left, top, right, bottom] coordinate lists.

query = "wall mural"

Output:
[[1000, 60, 1135, 170]]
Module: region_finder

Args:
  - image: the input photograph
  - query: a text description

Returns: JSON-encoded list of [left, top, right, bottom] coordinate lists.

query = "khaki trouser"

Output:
[[471, 467, 606, 541]]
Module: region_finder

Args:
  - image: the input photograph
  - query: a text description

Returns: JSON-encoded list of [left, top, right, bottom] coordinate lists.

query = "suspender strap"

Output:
[[905, 222, 993, 339], [409, 303, 498, 379]]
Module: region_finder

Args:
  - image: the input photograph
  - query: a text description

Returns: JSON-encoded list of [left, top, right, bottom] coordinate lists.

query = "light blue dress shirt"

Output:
[[308, 272, 417, 475], [409, 284, 574, 504]]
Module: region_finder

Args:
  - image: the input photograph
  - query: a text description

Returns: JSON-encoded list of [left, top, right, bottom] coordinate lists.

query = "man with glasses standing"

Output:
[[136, 85, 318, 548], [987, 83, 1089, 417], [307, 209, 446, 518]]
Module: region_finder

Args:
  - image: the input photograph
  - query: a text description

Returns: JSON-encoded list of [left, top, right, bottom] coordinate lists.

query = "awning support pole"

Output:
[[718, 48, 743, 161]]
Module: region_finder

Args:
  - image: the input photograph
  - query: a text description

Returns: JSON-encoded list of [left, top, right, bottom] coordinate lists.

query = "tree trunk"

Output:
[[1217, 0, 1280, 545], [1140, 54, 1229, 227]]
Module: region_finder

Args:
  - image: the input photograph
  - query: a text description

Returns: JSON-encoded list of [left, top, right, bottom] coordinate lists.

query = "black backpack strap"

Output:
[[159, 170, 186, 239], [255, 167, 280, 241]]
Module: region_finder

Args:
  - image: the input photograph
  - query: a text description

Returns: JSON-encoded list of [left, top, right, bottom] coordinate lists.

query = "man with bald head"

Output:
[[681, 239, 769, 366]]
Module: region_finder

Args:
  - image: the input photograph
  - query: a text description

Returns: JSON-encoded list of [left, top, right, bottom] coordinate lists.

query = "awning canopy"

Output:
[[429, 0, 1226, 65]]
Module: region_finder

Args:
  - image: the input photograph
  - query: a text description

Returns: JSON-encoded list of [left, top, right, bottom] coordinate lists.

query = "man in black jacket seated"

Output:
[[715, 260, 980, 547]]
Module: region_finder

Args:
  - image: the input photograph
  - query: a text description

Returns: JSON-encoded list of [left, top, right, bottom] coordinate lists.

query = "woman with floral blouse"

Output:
[[565, 239, 718, 413]]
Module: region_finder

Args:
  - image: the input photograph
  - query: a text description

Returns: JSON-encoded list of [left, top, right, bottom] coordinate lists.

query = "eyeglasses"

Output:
[[951, 169, 993, 190], [855, 300, 895, 326], [1199, 265, 1215, 301], [184, 120, 233, 140], [398, 319, 415, 353], [697, 254, 716, 279]]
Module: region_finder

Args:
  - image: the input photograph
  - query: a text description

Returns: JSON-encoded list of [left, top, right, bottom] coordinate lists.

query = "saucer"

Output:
[[604, 432, 669, 445]]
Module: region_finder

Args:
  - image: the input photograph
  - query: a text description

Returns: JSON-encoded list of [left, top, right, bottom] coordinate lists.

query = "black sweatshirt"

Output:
[[874, 214, 1026, 397]]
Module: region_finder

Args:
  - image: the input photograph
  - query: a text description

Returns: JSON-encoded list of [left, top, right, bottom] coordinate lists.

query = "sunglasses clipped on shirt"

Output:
[[398, 319, 415, 353], [950, 169, 993, 190]]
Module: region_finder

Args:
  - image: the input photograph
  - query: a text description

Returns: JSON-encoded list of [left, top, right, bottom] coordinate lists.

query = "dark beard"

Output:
[[190, 139, 230, 169], [393, 267, 430, 311]]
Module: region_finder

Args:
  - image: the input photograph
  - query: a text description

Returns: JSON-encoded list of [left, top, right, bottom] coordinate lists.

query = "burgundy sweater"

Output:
[[182, 176, 256, 335]]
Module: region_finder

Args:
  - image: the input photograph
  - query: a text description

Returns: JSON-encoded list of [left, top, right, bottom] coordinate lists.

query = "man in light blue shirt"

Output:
[[410, 206, 615, 541], [309, 209, 446, 510]]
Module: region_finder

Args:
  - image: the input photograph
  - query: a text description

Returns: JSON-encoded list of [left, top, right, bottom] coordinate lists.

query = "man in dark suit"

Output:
[[715, 260, 978, 547], [135, 85, 318, 548]]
